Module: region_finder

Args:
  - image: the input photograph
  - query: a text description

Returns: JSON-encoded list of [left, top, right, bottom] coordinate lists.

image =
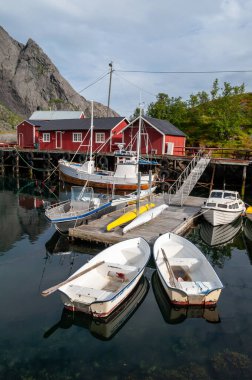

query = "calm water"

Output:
[[1, 177, 252, 380]]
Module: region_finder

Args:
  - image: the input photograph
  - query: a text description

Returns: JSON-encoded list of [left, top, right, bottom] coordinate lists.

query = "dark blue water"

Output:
[[1, 177, 252, 380]]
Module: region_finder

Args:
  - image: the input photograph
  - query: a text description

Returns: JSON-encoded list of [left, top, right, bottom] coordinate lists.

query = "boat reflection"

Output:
[[152, 271, 220, 324], [44, 276, 149, 340], [199, 216, 242, 247]]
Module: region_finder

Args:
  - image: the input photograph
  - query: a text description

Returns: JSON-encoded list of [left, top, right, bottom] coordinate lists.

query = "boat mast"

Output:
[[136, 105, 142, 164], [90, 100, 94, 162]]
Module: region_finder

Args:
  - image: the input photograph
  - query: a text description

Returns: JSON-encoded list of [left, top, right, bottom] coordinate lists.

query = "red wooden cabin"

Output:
[[121, 116, 186, 156], [34, 117, 128, 152]]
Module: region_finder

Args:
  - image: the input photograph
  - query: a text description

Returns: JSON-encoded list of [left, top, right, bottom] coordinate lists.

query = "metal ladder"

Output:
[[165, 151, 211, 206]]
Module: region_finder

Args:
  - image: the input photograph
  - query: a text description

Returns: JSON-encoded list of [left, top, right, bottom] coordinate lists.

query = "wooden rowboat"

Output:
[[42, 237, 150, 318], [153, 232, 224, 306]]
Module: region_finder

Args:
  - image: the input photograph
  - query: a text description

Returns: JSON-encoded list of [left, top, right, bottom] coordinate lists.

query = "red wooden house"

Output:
[[19, 117, 128, 152], [121, 116, 186, 156], [17, 111, 85, 149]]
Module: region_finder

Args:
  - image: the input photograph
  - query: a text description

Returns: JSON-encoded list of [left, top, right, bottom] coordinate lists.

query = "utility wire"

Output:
[[116, 69, 252, 74], [78, 71, 110, 94]]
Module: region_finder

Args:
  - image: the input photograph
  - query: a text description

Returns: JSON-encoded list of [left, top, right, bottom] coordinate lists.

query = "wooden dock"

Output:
[[68, 194, 206, 245]]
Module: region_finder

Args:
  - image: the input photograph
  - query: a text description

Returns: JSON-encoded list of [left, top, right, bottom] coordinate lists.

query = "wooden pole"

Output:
[[210, 163, 216, 193], [241, 165, 247, 199]]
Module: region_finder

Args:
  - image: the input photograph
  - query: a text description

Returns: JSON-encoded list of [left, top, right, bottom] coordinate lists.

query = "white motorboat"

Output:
[[201, 189, 245, 226], [153, 232, 224, 306], [41, 237, 151, 318]]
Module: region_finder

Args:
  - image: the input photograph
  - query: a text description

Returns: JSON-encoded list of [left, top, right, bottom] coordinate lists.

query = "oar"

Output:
[[41, 260, 105, 297]]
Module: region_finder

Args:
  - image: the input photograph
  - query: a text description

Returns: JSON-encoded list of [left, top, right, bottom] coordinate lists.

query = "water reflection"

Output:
[[44, 276, 149, 341], [152, 271, 220, 324], [199, 217, 243, 247]]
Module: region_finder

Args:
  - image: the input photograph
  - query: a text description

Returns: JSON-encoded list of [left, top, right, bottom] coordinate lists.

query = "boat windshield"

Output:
[[224, 192, 236, 200], [210, 191, 223, 198], [71, 186, 94, 202]]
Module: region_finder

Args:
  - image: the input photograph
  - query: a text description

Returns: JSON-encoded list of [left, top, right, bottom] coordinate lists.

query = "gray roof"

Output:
[[143, 116, 186, 137], [29, 111, 84, 120], [29, 117, 127, 131]]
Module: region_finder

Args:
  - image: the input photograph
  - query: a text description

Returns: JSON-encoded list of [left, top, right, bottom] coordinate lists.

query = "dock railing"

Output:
[[166, 150, 211, 206]]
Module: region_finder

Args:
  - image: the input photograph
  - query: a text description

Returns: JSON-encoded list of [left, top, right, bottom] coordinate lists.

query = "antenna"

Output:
[[107, 61, 113, 117]]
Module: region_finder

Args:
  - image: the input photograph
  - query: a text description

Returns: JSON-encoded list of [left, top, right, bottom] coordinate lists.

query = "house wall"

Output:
[[123, 122, 163, 155], [17, 121, 36, 148], [164, 135, 185, 156]]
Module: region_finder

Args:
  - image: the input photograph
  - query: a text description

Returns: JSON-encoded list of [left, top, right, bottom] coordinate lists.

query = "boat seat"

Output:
[[67, 284, 111, 302], [106, 262, 137, 272], [178, 281, 213, 295], [169, 257, 200, 271]]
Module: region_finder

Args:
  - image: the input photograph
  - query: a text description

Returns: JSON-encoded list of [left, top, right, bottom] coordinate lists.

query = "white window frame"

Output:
[[95, 132, 105, 143], [43, 133, 50, 142], [72, 132, 82, 142]]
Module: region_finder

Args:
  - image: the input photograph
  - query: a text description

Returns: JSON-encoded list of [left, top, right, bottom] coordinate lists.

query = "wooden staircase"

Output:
[[165, 151, 211, 206]]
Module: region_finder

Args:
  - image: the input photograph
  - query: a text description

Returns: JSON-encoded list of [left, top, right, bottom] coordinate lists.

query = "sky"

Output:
[[0, 0, 251, 117]]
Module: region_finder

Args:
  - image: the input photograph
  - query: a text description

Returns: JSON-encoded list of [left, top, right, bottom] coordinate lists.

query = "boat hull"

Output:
[[202, 207, 242, 226], [59, 168, 153, 191]]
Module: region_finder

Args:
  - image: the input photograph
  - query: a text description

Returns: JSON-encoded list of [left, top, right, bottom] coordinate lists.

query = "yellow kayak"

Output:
[[246, 206, 252, 214], [107, 203, 155, 232]]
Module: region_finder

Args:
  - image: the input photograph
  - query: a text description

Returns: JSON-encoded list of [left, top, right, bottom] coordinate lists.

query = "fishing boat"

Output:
[[122, 204, 168, 234], [106, 203, 155, 232], [58, 103, 157, 191], [59, 148, 157, 191], [200, 217, 242, 247], [151, 271, 220, 324], [41, 237, 151, 318], [45, 185, 157, 233], [153, 232, 224, 306], [43, 276, 149, 340], [201, 189, 245, 226]]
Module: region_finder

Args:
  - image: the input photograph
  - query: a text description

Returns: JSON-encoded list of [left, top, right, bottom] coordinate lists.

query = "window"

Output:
[[73, 133, 82, 142], [95, 132, 105, 143], [43, 133, 50, 142]]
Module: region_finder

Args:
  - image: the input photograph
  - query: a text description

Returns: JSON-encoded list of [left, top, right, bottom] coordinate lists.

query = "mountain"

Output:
[[0, 26, 118, 122]]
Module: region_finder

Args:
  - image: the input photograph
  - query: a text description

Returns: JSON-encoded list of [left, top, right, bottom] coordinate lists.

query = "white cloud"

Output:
[[0, 0, 251, 116]]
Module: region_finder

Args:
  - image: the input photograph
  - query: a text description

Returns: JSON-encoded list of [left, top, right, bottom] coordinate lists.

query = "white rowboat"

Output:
[[42, 237, 150, 318], [153, 232, 224, 306]]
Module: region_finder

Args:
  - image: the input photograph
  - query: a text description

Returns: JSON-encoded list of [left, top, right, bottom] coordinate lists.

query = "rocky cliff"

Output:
[[0, 26, 118, 119]]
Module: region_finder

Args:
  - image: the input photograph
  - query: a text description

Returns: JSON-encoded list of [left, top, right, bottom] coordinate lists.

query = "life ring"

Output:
[[159, 169, 169, 180], [161, 182, 170, 192], [98, 155, 108, 170]]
